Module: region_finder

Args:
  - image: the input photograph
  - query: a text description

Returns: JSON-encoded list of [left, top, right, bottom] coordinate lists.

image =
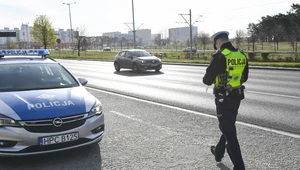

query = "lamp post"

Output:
[[63, 2, 76, 50]]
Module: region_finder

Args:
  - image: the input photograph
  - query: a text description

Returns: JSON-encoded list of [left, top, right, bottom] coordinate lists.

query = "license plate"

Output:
[[151, 64, 158, 67], [39, 132, 79, 146]]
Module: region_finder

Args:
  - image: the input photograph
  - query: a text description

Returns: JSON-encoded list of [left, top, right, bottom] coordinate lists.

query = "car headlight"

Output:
[[0, 114, 20, 127], [138, 60, 145, 63], [88, 101, 103, 118]]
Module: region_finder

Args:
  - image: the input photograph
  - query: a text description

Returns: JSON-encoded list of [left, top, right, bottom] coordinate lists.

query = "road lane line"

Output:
[[110, 111, 177, 135], [88, 87, 300, 139], [247, 90, 300, 99]]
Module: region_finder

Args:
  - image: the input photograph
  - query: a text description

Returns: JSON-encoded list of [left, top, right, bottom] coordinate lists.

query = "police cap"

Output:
[[211, 31, 229, 43]]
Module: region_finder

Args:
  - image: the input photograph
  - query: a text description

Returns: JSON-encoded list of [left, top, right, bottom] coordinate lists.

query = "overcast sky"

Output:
[[0, 0, 297, 38]]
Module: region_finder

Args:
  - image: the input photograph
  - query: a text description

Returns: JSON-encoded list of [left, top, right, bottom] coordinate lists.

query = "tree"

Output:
[[272, 24, 285, 51], [73, 26, 87, 56], [256, 23, 267, 50], [198, 32, 210, 52], [120, 37, 127, 50], [30, 15, 56, 49], [235, 29, 245, 48], [193, 35, 198, 49], [112, 37, 118, 49], [4, 38, 17, 49], [287, 4, 300, 51], [247, 23, 259, 52], [137, 37, 143, 47], [154, 34, 162, 47], [172, 39, 180, 51]]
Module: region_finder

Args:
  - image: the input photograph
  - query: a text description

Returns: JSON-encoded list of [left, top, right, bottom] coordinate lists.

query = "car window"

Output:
[[131, 51, 151, 57], [126, 52, 132, 58], [0, 63, 79, 92], [119, 51, 126, 57]]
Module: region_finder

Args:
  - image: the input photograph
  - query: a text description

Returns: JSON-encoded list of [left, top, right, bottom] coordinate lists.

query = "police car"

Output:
[[0, 49, 104, 156]]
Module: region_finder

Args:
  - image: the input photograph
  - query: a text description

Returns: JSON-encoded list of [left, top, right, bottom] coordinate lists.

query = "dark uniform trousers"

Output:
[[214, 96, 245, 170]]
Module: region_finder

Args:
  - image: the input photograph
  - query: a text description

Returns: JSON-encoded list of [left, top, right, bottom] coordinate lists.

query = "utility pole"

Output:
[[179, 9, 202, 59], [125, 0, 143, 49], [131, 0, 136, 49], [124, 22, 143, 48]]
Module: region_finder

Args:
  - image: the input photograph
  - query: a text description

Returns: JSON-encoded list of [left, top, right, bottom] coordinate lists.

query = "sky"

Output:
[[0, 0, 297, 38]]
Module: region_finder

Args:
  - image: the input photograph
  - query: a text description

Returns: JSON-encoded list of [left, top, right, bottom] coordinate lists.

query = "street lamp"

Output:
[[63, 2, 76, 49]]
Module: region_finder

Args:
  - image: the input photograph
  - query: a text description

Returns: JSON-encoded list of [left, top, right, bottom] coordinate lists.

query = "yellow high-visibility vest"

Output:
[[215, 49, 246, 89]]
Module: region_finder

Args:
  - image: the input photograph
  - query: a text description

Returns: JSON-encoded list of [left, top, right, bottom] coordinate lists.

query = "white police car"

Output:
[[0, 49, 104, 156]]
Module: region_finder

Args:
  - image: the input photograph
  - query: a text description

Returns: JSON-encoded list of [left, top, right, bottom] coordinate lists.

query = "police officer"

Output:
[[203, 31, 248, 170]]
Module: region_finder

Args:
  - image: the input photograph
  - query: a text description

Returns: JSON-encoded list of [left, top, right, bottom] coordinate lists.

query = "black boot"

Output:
[[210, 146, 223, 162]]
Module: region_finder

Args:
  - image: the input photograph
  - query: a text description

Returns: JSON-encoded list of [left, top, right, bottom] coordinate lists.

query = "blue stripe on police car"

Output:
[[0, 88, 90, 120]]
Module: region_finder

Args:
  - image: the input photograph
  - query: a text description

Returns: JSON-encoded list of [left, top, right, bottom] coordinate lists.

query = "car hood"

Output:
[[0, 87, 96, 120], [137, 56, 159, 60]]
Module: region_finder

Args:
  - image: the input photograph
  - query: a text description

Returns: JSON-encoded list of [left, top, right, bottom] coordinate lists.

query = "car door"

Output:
[[123, 51, 134, 69], [117, 51, 126, 67]]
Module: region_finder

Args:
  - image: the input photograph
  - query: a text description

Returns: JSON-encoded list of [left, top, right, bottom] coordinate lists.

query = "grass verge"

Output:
[[50, 51, 300, 68]]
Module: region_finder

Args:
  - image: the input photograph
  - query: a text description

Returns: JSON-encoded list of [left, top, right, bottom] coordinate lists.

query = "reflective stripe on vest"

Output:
[[214, 49, 246, 89]]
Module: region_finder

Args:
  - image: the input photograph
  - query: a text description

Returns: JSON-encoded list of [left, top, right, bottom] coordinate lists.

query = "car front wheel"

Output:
[[132, 63, 139, 73], [114, 62, 120, 72]]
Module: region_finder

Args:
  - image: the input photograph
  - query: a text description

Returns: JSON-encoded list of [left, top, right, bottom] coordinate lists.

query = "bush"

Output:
[[248, 52, 256, 61], [285, 57, 294, 62], [261, 52, 270, 61]]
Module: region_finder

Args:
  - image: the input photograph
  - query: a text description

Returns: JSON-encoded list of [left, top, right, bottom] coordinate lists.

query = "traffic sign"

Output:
[[0, 32, 16, 37]]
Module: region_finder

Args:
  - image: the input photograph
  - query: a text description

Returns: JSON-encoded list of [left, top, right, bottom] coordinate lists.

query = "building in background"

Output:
[[102, 31, 121, 38], [169, 26, 198, 45], [0, 27, 19, 45], [102, 31, 133, 41], [1, 24, 200, 49], [128, 29, 151, 46], [55, 29, 72, 43], [19, 24, 33, 43]]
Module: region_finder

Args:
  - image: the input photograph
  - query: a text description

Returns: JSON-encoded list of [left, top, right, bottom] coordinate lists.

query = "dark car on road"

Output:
[[183, 47, 196, 52], [114, 49, 162, 72]]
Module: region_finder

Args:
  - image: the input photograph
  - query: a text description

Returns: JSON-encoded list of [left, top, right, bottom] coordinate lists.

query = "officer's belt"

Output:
[[213, 87, 242, 96]]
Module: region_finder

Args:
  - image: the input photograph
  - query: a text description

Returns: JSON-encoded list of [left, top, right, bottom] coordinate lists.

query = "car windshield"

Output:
[[131, 51, 151, 57], [0, 63, 79, 92]]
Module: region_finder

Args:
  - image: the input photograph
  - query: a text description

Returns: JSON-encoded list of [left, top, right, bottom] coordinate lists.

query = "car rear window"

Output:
[[0, 63, 79, 92]]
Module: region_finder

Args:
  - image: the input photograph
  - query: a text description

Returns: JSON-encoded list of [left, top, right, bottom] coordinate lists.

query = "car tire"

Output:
[[114, 62, 120, 72], [155, 69, 161, 72], [132, 63, 139, 73]]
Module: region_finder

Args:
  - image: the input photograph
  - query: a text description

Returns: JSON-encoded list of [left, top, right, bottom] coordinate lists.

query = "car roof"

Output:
[[127, 49, 147, 52], [0, 49, 57, 65], [0, 57, 57, 65]]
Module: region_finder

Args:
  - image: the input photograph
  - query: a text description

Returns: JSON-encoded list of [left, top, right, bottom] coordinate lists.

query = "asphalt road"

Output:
[[1, 59, 298, 170], [58, 59, 300, 135], [1, 88, 299, 170]]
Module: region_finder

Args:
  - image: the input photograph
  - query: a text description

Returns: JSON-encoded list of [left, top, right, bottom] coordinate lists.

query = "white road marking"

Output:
[[247, 90, 300, 99], [88, 87, 300, 139], [110, 111, 177, 135]]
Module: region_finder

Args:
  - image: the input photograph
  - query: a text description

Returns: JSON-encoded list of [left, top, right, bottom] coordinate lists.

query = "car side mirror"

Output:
[[78, 78, 88, 86]]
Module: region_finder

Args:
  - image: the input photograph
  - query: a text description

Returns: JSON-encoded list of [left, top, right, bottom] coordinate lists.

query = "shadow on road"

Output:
[[217, 163, 231, 170], [0, 144, 102, 170], [113, 70, 164, 77]]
